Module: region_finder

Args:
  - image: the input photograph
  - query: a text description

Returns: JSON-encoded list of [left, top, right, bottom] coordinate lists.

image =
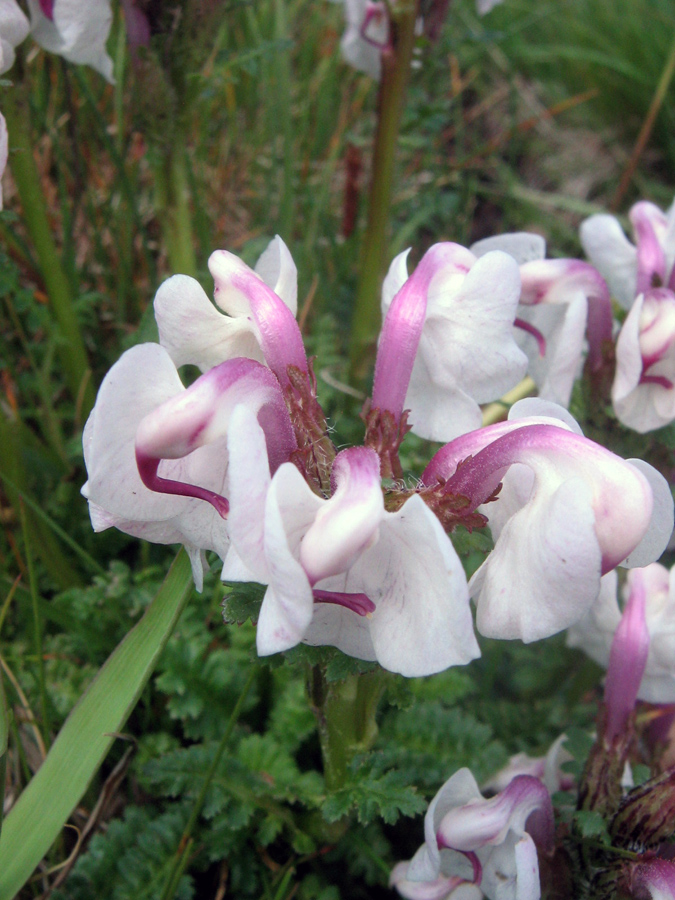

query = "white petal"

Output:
[[256, 464, 322, 655], [28, 0, 114, 81], [621, 459, 674, 567], [355, 496, 478, 676], [254, 235, 298, 316], [0, 0, 29, 73], [471, 477, 601, 641], [382, 249, 411, 315], [580, 214, 637, 309], [471, 232, 546, 264], [517, 293, 587, 408], [155, 274, 262, 372], [565, 570, 620, 667]]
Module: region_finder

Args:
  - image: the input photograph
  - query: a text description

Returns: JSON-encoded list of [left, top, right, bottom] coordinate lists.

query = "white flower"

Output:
[[612, 287, 675, 432], [223, 406, 479, 677], [422, 399, 674, 642], [404, 768, 553, 900], [373, 242, 527, 442], [82, 344, 295, 590], [580, 198, 675, 309], [0, 0, 29, 74], [567, 563, 675, 704]]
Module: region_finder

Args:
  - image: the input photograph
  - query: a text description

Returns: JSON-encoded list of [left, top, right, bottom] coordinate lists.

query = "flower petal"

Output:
[[0, 0, 29, 73], [155, 274, 262, 372], [580, 213, 637, 309], [471, 232, 546, 264], [27, 0, 114, 81], [254, 235, 298, 315]]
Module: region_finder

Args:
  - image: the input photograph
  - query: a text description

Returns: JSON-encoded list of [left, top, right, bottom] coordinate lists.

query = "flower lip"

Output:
[[313, 589, 376, 617], [38, 0, 54, 20], [631, 201, 669, 294], [514, 317, 546, 357]]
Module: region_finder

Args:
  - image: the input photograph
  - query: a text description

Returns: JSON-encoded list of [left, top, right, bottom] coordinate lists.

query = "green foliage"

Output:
[[572, 810, 611, 846], [322, 754, 426, 826]]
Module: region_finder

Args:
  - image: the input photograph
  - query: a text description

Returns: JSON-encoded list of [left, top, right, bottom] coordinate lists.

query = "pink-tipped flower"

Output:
[[406, 769, 553, 900], [422, 399, 674, 642], [580, 197, 675, 309], [567, 563, 675, 705], [630, 859, 675, 900], [223, 406, 478, 676], [27, 0, 114, 81], [0, 0, 29, 73], [371, 243, 527, 442], [612, 287, 675, 432], [155, 236, 303, 383], [471, 233, 612, 407], [82, 344, 295, 590], [0, 111, 7, 211], [482, 734, 574, 797]]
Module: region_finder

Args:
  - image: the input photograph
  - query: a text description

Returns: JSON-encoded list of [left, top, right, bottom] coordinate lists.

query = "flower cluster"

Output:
[[83, 236, 673, 678]]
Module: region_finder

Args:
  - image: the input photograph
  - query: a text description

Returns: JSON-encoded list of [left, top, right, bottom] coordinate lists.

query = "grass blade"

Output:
[[0, 550, 193, 900]]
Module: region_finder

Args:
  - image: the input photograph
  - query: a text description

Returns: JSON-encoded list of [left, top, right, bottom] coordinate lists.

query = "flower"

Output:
[[82, 344, 296, 590], [567, 563, 675, 705], [154, 235, 302, 377], [471, 233, 612, 407], [333, 0, 390, 80], [372, 242, 527, 443], [223, 406, 479, 677], [0, 0, 113, 79], [0, 111, 7, 210], [580, 197, 675, 309], [0, 0, 29, 74], [421, 400, 674, 642], [612, 287, 675, 432], [402, 769, 553, 900], [482, 734, 573, 797]]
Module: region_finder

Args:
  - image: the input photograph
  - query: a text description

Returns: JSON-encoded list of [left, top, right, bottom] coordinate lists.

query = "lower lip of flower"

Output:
[[313, 589, 376, 617]]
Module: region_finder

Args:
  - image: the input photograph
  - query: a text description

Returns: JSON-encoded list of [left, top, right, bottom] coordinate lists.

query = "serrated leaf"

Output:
[[322, 763, 426, 826], [222, 581, 265, 625], [324, 652, 378, 683], [573, 809, 611, 844]]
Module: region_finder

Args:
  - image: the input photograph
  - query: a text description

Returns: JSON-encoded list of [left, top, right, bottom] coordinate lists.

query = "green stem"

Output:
[[152, 136, 198, 278], [3, 84, 95, 418], [349, 1, 420, 381], [159, 665, 257, 900], [308, 667, 386, 792], [274, 0, 294, 238]]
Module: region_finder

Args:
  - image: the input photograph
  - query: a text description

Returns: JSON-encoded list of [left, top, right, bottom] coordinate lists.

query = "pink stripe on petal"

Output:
[[135, 451, 230, 518]]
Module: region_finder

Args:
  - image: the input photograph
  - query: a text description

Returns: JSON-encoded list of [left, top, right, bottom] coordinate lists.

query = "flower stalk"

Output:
[[152, 132, 197, 278], [308, 665, 386, 791], [349, 0, 421, 379]]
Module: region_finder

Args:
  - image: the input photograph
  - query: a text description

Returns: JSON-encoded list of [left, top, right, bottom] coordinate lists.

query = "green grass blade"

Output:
[[0, 550, 193, 900], [0, 674, 8, 844]]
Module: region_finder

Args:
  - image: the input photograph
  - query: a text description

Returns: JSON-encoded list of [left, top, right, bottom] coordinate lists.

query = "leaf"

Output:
[[322, 757, 426, 826], [221, 581, 265, 625], [0, 550, 193, 900], [573, 810, 611, 845]]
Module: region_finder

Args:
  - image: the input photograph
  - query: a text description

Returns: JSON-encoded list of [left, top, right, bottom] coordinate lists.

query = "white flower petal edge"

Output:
[[0, 0, 29, 73], [580, 213, 638, 309], [27, 0, 114, 81]]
